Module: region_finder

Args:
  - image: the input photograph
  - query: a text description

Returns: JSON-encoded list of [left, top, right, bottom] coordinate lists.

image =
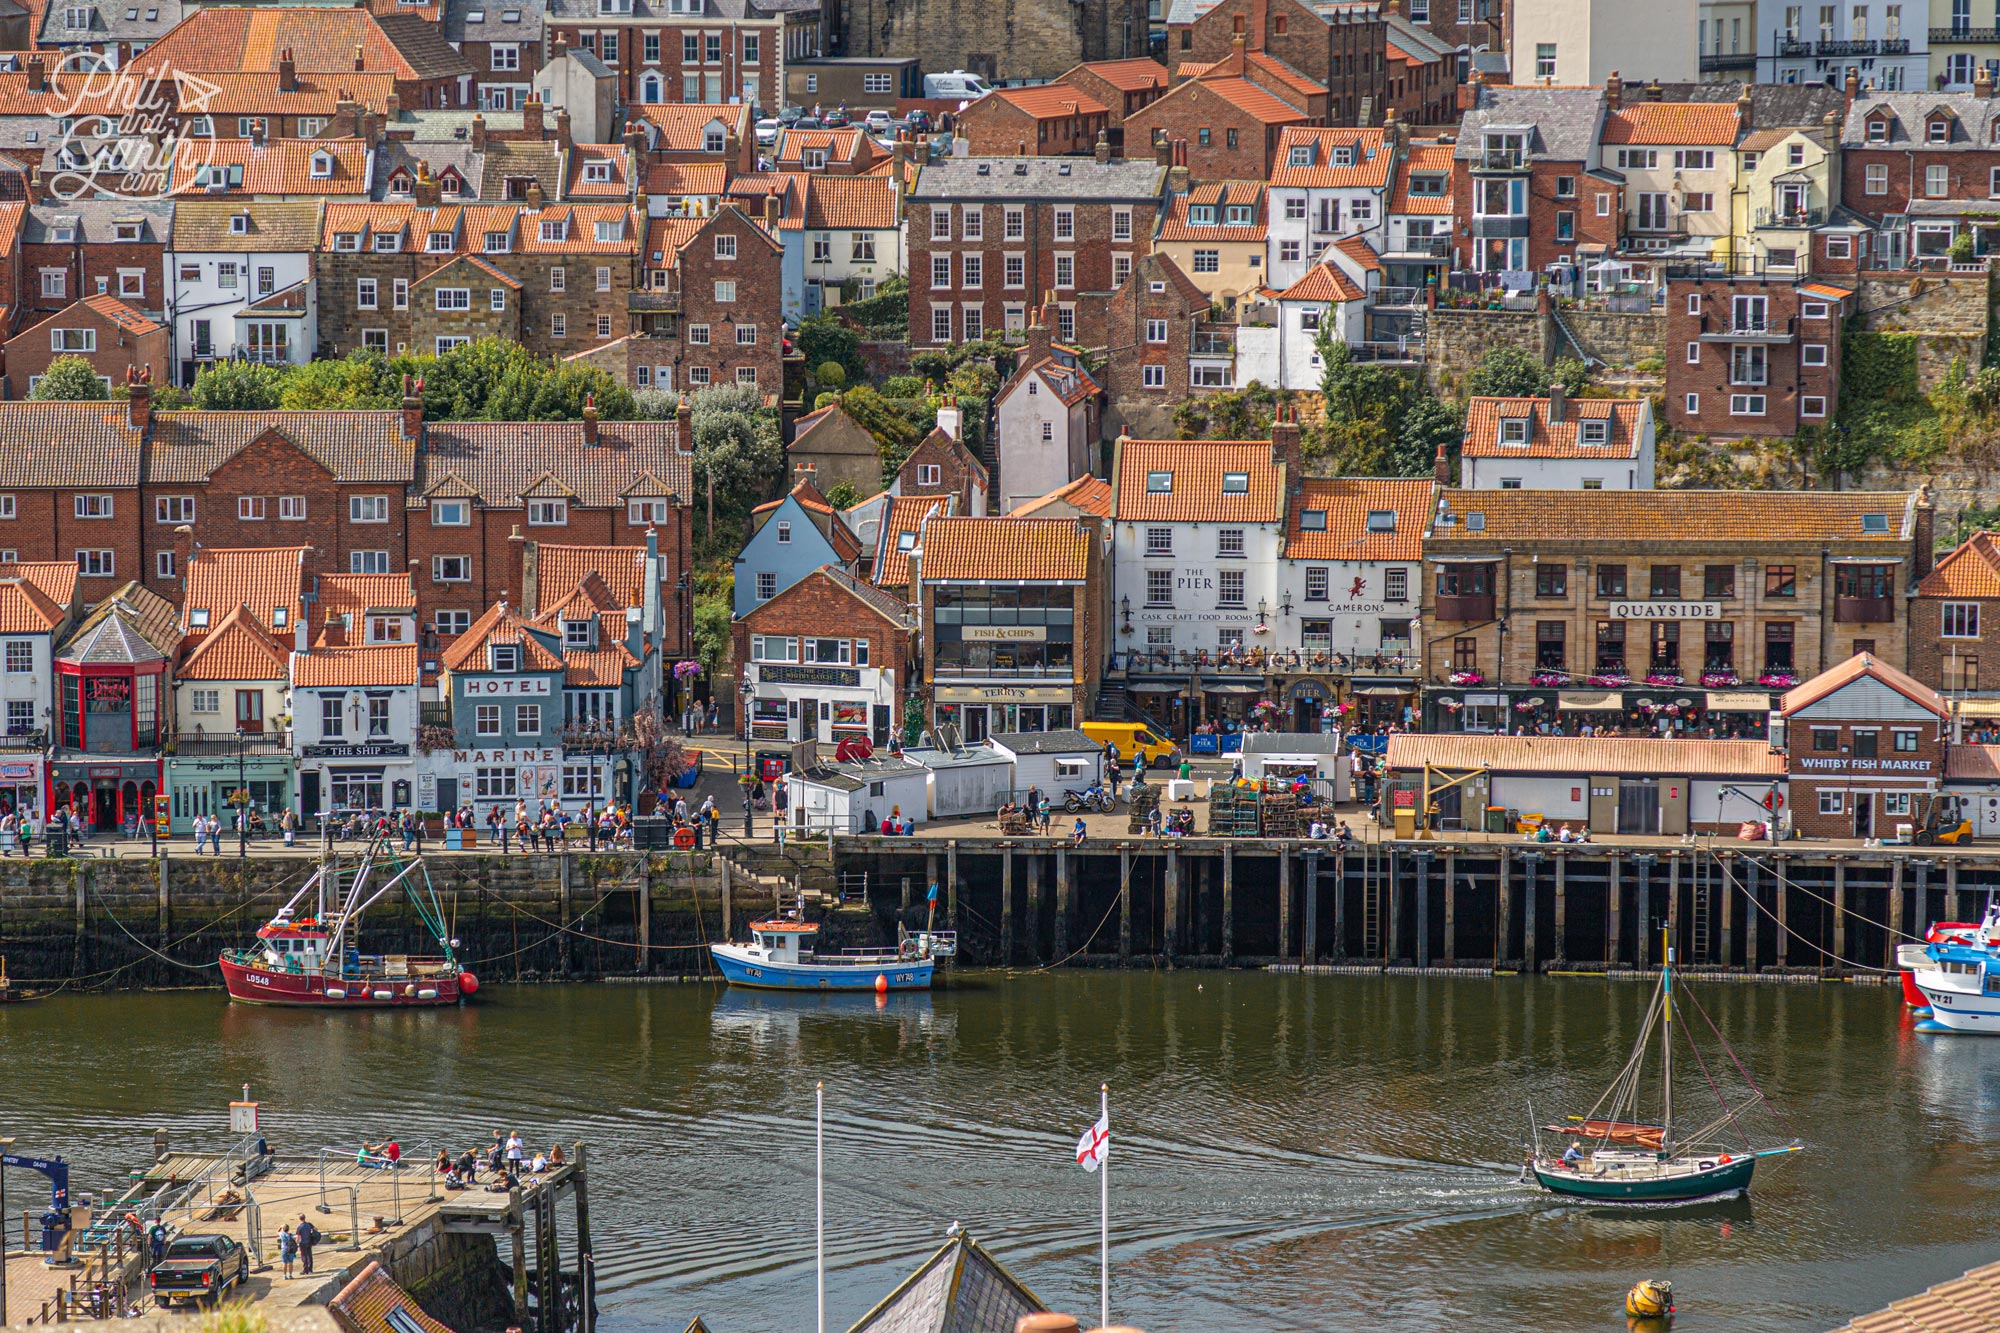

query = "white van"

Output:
[[923, 70, 991, 99]]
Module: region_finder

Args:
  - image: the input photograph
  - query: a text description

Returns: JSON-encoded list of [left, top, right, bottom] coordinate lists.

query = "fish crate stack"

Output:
[[1128, 779, 1160, 834], [1260, 788, 1306, 838], [1208, 782, 1263, 837]]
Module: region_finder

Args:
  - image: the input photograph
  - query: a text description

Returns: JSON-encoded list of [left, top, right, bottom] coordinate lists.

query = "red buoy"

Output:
[[875, 974, 889, 994], [459, 972, 480, 996]]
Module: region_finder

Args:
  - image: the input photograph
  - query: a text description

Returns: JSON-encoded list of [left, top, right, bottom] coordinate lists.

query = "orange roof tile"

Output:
[[564, 646, 639, 687], [315, 572, 416, 633], [131, 7, 469, 81], [632, 103, 749, 153], [0, 574, 65, 635], [564, 145, 632, 199], [1177, 51, 1324, 96], [1824, 1259, 2000, 1333], [0, 561, 77, 611], [439, 601, 563, 673], [329, 1261, 458, 1333], [534, 544, 648, 615], [1113, 439, 1284, 523], [174, 70, 399, 116], [1798, 281, 1853, 303], [178, 603, 289, 681], [1600, 103, 1741, 146], [1283, 478, 1431, 561], [77, 293, 162, 336], [322, 201, 637, 254], [1159, 181, 1266, 241], [183, 546, 309, 636], [1274, 258, 1364, 303], [645, 161, 729, 198], [1332, 233, 1381, 272], [1066, 57, 1169, 92], [1781, 652, 1948, 719], [874, 494, 950, 589], [989, 84, 1109, 119], [1269, 127, 1392, 188], [803, 175, 897, 230], [1010, 474, 1113, 519], [917, 517, 1092, 583], [170, 138, 370, 196], [1181, 75, 1306, 124], [1462, 395, 1648, 458], [1391, 142, 1456, 215], [1429, 490, 1919, 545], [1920, 530, 2000, 598]]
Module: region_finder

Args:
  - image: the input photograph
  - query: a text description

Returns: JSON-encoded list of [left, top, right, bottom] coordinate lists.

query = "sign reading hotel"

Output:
[[461, 677, 554, 696], [1607, 601, 1721, 620]]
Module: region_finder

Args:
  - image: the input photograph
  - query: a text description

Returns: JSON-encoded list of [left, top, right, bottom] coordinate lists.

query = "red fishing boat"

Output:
[[1897, 915, 1998, 1012], [219, 836, 477, 1007]]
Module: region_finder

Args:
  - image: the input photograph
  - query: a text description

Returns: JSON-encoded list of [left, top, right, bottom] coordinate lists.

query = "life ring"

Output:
[[899, 939, 918, 960], [673, 826, 698, 849]]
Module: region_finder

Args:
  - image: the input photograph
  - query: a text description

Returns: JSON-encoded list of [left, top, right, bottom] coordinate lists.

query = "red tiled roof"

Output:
[[803, 175, 896, 229], [1462, 395, 1647, 458], [874, 494, 949, 588], [1066, 57, 1168, 92], [131, 7, 469, 81], [565, 644, 640, 687], [534, 544, 648, 615], [1283, 477, 1431, 561], [1184, 74, 1308, 125], [1798, 281, 1853, 303], [1919, 530, 2000, 598], [174, 71, 399, 116], [1391, 142, 1456, 215], [182, 546, 309, 636], [1113, 438, 1284, 523], [322, 202, 639, 254], [917, 517, 1092, 583], [1178, 51, 1324, 96], [1010, 474, 1112, 518], [1780, 652, 1948, 720], [645, 161, 728, 198], [77, 294, 161, 336], [1600, 103, 1741, 146], [178, 603, 289, 681], [439, 601, 563, 673], [988, 84, 1109, 119], [0, 573, 65, 634], [329, 1261, 458, 1333], [564, 145, 632, 199], [1269, 127, 1391, 188], [1159, 181, 1265, 241], [1274, 259, 1364, 302], [632, 103, 748, 154], [315, 573, 415, 634], [0, 560, 77, 612], [170, 138, 370, 196], [1332, 233, 1381, 272]]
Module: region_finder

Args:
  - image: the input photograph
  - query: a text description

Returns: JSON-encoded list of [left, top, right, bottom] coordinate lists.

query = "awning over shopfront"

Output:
[[1202, 680, 1265, 695], [1955, 698, 2000, 718], [1350, 678, 1417, 696], [1558, 690, 1623, 711], [1354, 685, 1410, 697], [1708, 691, 1775, 711], [1128, 677, 1192, 689]]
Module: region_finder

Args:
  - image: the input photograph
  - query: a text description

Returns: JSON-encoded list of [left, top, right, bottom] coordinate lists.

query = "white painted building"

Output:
[[1263, 126, 1395, 292], [291, 645, 425, 816], [739, 567, 912, 748], [164, 199, 319, 387], [1236, 254, 1369, 390], [1754, 0, 1924, 89], [992, 331, 1101, 513], [1273, 477, 1430, 663], [985, 730, 1105, 801], [1511, 0, 1700, 86], [787, 754, 930, 833], [1459, 391, 1657, 490]]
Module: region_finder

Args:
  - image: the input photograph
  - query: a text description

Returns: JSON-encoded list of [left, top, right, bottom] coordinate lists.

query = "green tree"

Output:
[[797, 311, 866, 386], [814, 361, 847, 391], [1465, 347, 1589, 399], [277, 354, 398, 410], [1396, 393, 1462, 478], [1312, 338, 1408, 474], [190, 360, 290, 410], [518, 363, 636, 422], [29, 355, 110, 400], [692, 585, 733, 680], [688, 384, 784, 532], [824, 480, 861, 510]]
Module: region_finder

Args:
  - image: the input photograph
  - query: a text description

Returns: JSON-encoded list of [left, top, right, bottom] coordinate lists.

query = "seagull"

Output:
[[945, 1221, 962, 1238]]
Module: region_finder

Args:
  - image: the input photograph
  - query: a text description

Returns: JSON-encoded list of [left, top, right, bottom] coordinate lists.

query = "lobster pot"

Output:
[[1208, 783, 1263, 837], [1128, 779, 1161, 833]]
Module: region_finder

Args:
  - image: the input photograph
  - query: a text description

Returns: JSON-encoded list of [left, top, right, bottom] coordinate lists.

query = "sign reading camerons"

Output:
[[1607, 601, 1721, 621]]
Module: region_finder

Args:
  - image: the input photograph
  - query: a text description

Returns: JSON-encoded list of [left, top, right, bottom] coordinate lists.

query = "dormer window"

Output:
[[564, 620, 592, 648], [491, 643, 520, 671], [1500, 418, 1529, 444], [229, 213, 249, 235], [309, 149, 334, 178], [1299, 509, 1327, 531], [1221, 472, 1249, 494], [1225, 204, 1253, 224], [540, 218, 568, 242], [273, 606, 289, 627], [803, 149, 827, 169], [704, 127, 726, 152], [594, 219, 624, 242], [1407, 173, 1446, 197], [1146, 470, 1173, 493], [485, 230, 510, 252], [389, 171, 413, 195], [1331, 145, 1354, 167], [427, 230, 455, 252], [189, 608, 210, 628], [584, 158, 612, 183], [1286, 144, 1313, 167], [373, 230, 402, 252], [50, 222, 75, 242], [1189, 204, 1216, 224], [1868, 116, 1888, 143], [1579, 420, 1609, 445], [1929, 117, 1951, 143], [439, 173, 462, 196], [335, 231, 362, 251]]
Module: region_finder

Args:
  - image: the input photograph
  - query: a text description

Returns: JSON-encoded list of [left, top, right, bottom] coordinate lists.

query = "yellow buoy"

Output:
[[1625, 1279, 1674, 1319]]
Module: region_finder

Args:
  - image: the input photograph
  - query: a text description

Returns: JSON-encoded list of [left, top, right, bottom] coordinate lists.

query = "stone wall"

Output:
[[1424, 306, 1547, 398], [1855, 272, 1992, 390], [1562, 309, 1669, 372]]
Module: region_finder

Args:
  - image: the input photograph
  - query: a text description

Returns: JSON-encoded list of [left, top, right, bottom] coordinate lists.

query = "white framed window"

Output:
[[279, 495, 306, 521], [515, 703, 541, 733], [1730, 393, 1767, 416], [76, 549, 114, 576], [433, 501, 469, 526], [155, 496, 194, 523], [1943, 602, 1981, 637], [156, 551, 175, 579], [75, 494, 113, 519], [475, 703, 502, 736], [1686, 341, 1700, 365], [1684, 392, 1700, 413], [433, 555, 470, 582], [238, 496, 267, 521], [714, 280, 736, 302], [552, 313, 566, 337], [357, 277, 378, 309], [629, 499, 670, 525], [350, 495, 389, 523], [435, 287, 471, 310], [1804, 343, 1827, 366], [1145, 319, 1167, 344], [1142, 362, 1166, 389], [528, 499, 568, 526], [191, 688, 220, 713], [1802, 395, 1827, 417], [714, 233, 737, 260], [350, 550, 390, 574], [689, 324, 711, 345], [392, 279, 409, 309], [434, 610, 472, 636], [755, 571, 777, 600], [1818, 789, 1844, 815]]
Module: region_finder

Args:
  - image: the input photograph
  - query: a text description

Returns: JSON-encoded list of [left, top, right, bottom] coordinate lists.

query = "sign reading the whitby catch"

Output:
[[461, 677, 553, 696], [1607, 601, 1720, 620], [760, 665, 862, 688]]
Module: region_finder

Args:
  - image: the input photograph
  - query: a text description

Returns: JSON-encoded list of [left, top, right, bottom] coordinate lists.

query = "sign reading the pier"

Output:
[[1606, 601, 1720, 620]]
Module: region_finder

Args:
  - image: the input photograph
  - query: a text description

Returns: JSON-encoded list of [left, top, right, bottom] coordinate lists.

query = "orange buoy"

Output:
[[875, 974, 889, 994], [459, 972, 480, 995]]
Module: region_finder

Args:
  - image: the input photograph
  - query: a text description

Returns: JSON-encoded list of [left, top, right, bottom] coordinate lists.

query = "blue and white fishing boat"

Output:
[[1912, 904, 2000, 1033], [710, 920, 955, 991]]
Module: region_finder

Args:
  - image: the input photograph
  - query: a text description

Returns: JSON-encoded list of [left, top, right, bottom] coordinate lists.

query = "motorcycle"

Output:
[[1063, 784, 1116, 813]]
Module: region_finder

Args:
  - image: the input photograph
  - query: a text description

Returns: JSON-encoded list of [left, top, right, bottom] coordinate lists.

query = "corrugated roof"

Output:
[[1946, 743, 2000, 781], [917, 516, 1091, 583], [1113, 439, 1284, 523], [1386, 732, 1785, 778], [1284, 478, 1431, 561]]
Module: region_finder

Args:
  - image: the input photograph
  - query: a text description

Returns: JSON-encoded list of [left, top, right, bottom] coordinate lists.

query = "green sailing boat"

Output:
[[1530, 937, 1803, 1204]]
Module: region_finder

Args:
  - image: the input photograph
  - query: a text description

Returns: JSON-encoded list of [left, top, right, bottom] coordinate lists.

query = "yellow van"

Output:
[[1079, 722, 1180, 769]]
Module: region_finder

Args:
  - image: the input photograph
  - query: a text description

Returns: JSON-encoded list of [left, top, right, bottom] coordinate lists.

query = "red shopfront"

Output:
[[50, 661, 167, 832]]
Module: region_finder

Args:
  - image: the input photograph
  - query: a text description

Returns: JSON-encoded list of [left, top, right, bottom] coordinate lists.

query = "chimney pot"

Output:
[[126, 365, 153, 432], [582, 392, 600, 444], [471, 112, 487, 152]]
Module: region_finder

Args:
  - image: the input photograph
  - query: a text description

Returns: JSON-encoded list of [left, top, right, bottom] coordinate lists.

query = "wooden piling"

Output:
[[1552, 854, 1566, 966], [1054, 849, 1073, 959], [1605, 853, 1620, 967], [157, 856, 170, 941], [1024, 853, 1042, 963], [1415, 852, 1430, 970], [1889, 858, 1904, 973], [1164, 846, 1181, 962], [1496, 847, 1511, 969], [636, 864, 651, 974], [1001, 850, 1016, 965], [1776, 853, 1790, 968], [1221, 846, 1235, 964], [1948, 858, 1962, 922], [1304, 849, 1320, 965], [720, 859, 732, 939], [1443, 852, 1456, 965], [1118, 848, 1132, 961], [558, 854, 574, 976], [1666, 855, 1680, 957], [1832, 859, 1847, 972], [1719, 853, 1734, 968], [573, 1144, 594, 1333], [946, 843, 959, 929]]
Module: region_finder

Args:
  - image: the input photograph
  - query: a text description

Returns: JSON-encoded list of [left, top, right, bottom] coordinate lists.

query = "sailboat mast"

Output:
[[1661, 928, 1673, 1152]]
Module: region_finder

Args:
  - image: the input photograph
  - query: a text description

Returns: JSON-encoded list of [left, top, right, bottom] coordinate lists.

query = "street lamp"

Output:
[[234, 728, 248, 859], [739, 678, 756, 838], [0, 1134, 11, 1327]]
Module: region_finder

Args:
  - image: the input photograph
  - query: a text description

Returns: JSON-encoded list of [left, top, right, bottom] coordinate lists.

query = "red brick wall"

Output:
[[1125, 84, 1292, 180], [959, 99, 1109, 157], [548, 21, 780, 108], [1786, 712, 1946, 839], [730, 575, 913, 698], [1662, 277, 1841, 439], [1908, 595, 1993, 691], [671, 210, 784, 393], [1168, 0, 1387, 126], [19, 240, 166, 320], [1451, 160, 1618, 273], [5, 311, 167, 401], [1839, 143, 2000, 223]]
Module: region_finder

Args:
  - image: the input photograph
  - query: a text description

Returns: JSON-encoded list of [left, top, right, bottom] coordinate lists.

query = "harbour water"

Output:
[[3, 972, 1996, 1333]]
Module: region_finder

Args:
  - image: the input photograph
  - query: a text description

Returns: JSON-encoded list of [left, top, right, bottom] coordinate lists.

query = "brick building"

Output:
[[443, 0, 546, 111], [543, 0, 789, 110], [1911, 528, 2000, 694], [1664, 275, 1850, 440], [732, 563, 916, 747], [957, 85, 1114, 158], [1452, 80, 1617, 276], [894, 412, 989, 516], [1778, 653, 1950, 841], [1055, 58, 1170, 153], [906, 154, 1167, 348], [129, 6, 474, 111], [914, 514, 1106, 739], [1839, 84, 2000, 264], [1419, 488, 1936, 734], [626, 202, 783, 394], [1165, 0, 1387, 127], [5, 296, 167, 399], [316, 198, 640, 361], [1124, 42, 1312, 180], [1098, 249, 1209, 438], [19, 201, 172, 323]]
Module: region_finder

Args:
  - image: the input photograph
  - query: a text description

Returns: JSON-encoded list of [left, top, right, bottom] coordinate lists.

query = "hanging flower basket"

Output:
[[1438, 698, 1463, 712], [1530, 671, 1567, 687], [1644, 673, 1684, 687], [1514, 700, 1540, 713], [673, 659, 703, 682], [1700, 671, 1740, 688], [1448, 670, 1485, 685], [1757, 672, 1798, 688], [1587, 673, 1630, 688]]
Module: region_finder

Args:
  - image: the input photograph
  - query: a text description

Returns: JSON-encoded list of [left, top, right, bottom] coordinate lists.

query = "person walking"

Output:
[[281, 806, 297, 847], [278, 1225, 297, 1279], [295, 1216, 318, 1275]]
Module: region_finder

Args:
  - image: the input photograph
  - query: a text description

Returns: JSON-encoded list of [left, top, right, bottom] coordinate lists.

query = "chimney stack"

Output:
[[1154, 129, 1171, 166], [126, 364, 153, 432], [526, 179, 544, 211], [523, 96, 544, 139], [1915, 482, 1936, 578], [173, 524, 195, 588], [935, 395, 961, 439], [1605, 68, 1621, 111], [763, 191, 779, 228], [555, 107, 572, 151], [1434, 442, 1450, 487], [1094, 128, 1110, 164], [1644, 78, 1663, 102], [1980, 65, 1996, 99], [1736, 86, 1753, 130], [279, 47, 297, 93], [1167, 137, 1190, 195], [676, 394, 693, 443], [470, 111, 487, 152], [582, 392, 599, 445], [25, 55, 43, 93], [401, 372, 424, 442], [1547, 380, 1566, 423], [1844, 66, 1860, 109], [414, 159, 439, 207], [1269, 402, 1302, 489]]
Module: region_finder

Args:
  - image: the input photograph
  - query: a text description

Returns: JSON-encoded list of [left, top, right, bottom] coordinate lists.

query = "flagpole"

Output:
[[816, 1080, 825, 1333], [1099, 1082, 1109, 1332]]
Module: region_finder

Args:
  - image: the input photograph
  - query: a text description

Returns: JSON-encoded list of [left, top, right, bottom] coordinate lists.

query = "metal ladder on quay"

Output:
[[1690, 853, 1713, 964], [1361, 839, 1383, 961]]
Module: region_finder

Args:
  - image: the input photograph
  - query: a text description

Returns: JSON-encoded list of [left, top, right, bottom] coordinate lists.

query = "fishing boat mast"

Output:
[[1661, 930, 1673, 1154]]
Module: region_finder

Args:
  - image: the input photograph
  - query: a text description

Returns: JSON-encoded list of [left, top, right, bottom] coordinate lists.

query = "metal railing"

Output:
[[1115, 647, 1418, 675], [931, 663, 1076, 679], [1699, 51, 1757, 69], [1190, 331, 1235, 356], [172, 730, 292, 755], [1344, 339, 1424, 363], [1932, 24, 2000, 39], [1372, 286, 1425, 307], [1386, 236, 1451, 258], [1473, 149, 1527, 170], [1755, 206, 1824, 228]]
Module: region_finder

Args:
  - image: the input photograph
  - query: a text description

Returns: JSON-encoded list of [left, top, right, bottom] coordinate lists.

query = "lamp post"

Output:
[[235, 728, 248, 859], [0, 1133, 12, 1327], [740, 678, 756, 838]]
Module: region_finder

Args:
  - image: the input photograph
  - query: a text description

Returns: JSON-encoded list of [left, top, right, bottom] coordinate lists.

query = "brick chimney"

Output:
[[1844, 66, 1860, 109], [1547, 380, 1566, 423], [401, 372, 424, 442], [582, 392, 600, 445], [1215, 32, 1248, 77], [470, 112, 487, 152], [523, 96, 544, 139], [354, 42, 366, 72], [414, 160, 440, 207], [1094, 129, 1110, 164], [763, 191, 779, 229], [1433, 442, 1450, 487], [1249, 0, 1268, 51], [1736, 86, 1753, 131], [1457, 64, 1482, 113], [1980, 65, 1996, 99], [279, 47, 297, 93], [526, 179, 544, 211], [1023, 302, 1052, 364], [1644, 78, 1663, 102], [25, 55, 43, 93], [1154, 129, 1172, 166], [126, 364, 152, 432], [1915, 482, 1936, 578], [555, 107, 572, 151], [676, 393, 693, 445], [1604, 68, 1621, 111], [172, 524, 195, 587], [935, 394, 961, 438], [1269, 402, 1302, 488]]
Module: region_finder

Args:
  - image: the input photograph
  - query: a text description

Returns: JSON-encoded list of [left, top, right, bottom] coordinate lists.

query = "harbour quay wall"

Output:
[[831, 834, 1991, 976], [0, 850, 873, 988]]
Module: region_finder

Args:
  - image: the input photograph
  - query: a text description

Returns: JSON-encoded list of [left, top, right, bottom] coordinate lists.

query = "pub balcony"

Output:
[[172, 730, 294, 756], [1835, 596, 1895, 623], [1434, 594, 1497, 621]]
